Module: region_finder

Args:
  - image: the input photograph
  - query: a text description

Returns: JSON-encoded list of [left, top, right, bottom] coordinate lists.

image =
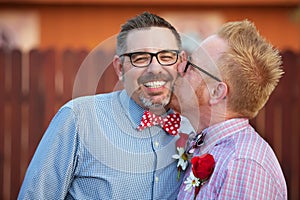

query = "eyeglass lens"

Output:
[[130, 50, 178, 67]]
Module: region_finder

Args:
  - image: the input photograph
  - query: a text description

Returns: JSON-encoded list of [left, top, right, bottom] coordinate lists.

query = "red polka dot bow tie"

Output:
[[137, 110, 181, 136]]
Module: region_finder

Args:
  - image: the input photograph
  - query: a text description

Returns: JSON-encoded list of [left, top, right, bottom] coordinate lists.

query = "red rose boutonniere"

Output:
[[184, 153, 215, 200]]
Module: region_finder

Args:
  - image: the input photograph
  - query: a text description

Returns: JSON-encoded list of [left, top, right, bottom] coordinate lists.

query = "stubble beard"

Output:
[[139, 86, 173, 111], [139, 92, 171, 110]]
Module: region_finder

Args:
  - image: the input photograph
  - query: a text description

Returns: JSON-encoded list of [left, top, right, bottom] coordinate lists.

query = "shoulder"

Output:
[[207, 123, 287, 198], [232, 126, 270, 162], [62, 91, 121, 111], [228, 127, 281, 175]]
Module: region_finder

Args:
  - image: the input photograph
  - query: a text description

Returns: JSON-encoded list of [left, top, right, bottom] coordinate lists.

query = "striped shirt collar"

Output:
[[198, 118, 249, 155]]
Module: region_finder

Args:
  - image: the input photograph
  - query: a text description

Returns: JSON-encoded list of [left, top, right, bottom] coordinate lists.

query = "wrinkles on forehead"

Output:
[[126, 27, 179, 53]]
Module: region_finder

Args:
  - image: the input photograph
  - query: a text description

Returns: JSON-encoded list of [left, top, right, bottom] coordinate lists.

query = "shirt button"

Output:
[[154, 141, 159, 148], [155, 176, 159, 182]]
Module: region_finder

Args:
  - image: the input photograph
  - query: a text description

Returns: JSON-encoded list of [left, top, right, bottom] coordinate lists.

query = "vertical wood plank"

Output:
[[72, 49, 92, 97], [2, 49, 12, 200], [279, 50, 298, 199], [90, 49, 108, 94], [99, 62, 119, 93], [43, 49, 56, 128], [290, 51, 300, 200], [28, 50, 45, 159], [62, 49, 78, 102], [95, 50, 120, 94], [0, 49, 5, 200], [264, 99, 275, 146], [54, 50, 64, 111], [294, 109, 300, 200], [10, 49, 22, 199]]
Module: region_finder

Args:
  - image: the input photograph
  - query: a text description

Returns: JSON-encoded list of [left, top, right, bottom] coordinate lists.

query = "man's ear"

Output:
[[209, 82, 227, 105], [177, 61, 187, 76], [179, 51, 187, 62], [178, 51, 187, 76], [113, 55, 123, 81]]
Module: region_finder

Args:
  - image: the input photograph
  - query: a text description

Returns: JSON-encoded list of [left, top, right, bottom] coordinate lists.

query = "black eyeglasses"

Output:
[[120, 50, 179, 68], [184, 57, 221, 82]]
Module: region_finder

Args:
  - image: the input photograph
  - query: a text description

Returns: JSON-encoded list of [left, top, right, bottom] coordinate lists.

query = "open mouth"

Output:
[[144, 81, 166, 88]]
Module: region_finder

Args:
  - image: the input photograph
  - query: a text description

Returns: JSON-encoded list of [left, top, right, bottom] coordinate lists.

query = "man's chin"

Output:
[[139, 95, 170, 110]]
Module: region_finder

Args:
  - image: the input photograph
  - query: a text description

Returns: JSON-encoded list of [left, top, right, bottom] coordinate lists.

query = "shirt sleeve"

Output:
[[18, 106, 80, 199], [218, 158, 285, 199]]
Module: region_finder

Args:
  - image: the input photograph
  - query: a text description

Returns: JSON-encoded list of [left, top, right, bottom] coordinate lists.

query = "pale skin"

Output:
[[113, 27, 185, 115], [173, 35, 232, 133]]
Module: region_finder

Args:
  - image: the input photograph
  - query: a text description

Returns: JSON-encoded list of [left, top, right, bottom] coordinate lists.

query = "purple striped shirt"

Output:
[[177, 118, 287, 200]]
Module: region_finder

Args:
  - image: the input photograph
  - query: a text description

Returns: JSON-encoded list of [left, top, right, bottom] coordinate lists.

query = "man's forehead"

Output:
[[126, 27, 178, 52], [193, 35, 227, 61]]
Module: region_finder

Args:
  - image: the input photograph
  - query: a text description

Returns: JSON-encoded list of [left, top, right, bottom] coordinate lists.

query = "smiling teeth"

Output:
[[144, 81, 166, 88]]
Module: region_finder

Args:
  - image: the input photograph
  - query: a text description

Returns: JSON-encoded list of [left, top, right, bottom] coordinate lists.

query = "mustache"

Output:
[[137, 73, 173, 84]]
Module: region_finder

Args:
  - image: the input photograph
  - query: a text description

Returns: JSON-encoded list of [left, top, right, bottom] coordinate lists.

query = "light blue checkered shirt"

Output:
[[18, 90, 193, 199]]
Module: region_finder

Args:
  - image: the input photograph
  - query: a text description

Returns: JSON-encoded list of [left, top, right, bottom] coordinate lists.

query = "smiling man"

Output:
[[18, 12, 193, 199], [114, 27, 181, 115]]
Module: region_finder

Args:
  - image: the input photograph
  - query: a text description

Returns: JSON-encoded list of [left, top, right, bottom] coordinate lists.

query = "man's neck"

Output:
[[147, 107, 170, 116], [182, 106, 227, 134]]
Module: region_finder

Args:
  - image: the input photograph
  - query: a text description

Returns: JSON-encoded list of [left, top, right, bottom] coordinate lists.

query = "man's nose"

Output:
[[146, 56, 163, 73]]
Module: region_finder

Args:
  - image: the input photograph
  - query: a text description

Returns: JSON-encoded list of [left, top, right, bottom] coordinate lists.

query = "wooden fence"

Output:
[[0, 48, 299, 199]]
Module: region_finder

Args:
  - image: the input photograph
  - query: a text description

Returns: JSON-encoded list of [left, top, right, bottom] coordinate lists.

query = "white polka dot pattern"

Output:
[[137, 110, 181, 136]]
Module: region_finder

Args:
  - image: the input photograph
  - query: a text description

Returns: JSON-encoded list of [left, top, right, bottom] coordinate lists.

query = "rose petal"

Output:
[[191, 153, 215, 180]]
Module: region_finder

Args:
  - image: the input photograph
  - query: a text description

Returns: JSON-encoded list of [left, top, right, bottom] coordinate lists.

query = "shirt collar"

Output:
[[198, 118, 249, 155], [119, 90, 144, 127]]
